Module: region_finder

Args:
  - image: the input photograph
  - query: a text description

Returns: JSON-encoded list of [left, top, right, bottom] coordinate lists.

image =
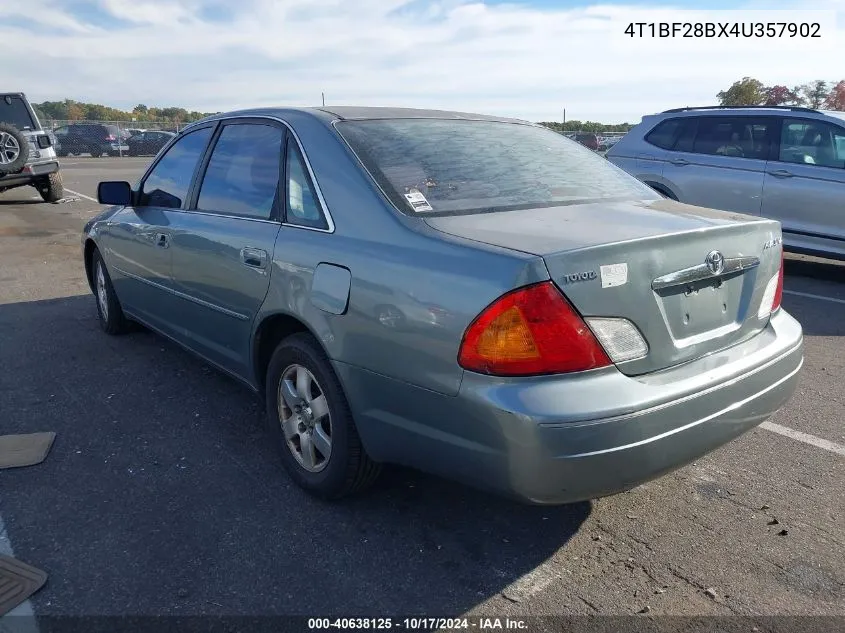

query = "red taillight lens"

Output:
[[105, 134, 116, 141], [772, 250, 784, 312], [458, 281, 612, 376]]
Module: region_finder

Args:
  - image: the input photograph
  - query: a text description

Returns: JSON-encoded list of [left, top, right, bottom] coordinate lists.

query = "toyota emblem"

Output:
[[705, 250, 725, 275]]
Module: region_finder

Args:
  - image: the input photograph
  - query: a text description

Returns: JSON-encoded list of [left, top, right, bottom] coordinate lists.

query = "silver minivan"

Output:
[[607, 105, 845, 261]]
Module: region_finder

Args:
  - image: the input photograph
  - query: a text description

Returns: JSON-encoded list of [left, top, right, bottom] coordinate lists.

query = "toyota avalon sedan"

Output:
[[83, 106, 803, 504]]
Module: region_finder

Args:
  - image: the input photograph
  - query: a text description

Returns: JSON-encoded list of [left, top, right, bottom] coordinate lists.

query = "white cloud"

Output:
[[2, 0, 843, 122]]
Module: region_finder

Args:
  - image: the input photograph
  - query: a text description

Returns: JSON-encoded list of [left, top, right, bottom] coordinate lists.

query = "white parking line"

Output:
[[63, 188, 99, 204], [784, 290, 845, 305], [761, 421, 845, 457]]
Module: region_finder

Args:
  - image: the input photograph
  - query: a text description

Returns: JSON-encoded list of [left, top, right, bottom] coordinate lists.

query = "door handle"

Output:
[[669, 157, 689, 166], [240, 247, 268, 269], [154, 232, 170, 248], [768, 169, 793, 178]]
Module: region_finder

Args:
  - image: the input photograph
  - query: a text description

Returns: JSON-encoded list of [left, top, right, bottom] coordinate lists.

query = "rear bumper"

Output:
[[338, 309, 803, 504], [0, 161, 59, 187]]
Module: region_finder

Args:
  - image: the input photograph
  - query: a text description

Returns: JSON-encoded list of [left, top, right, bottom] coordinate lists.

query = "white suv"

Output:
[[0, 92, 64, 202], [607, 105, 845, 261]]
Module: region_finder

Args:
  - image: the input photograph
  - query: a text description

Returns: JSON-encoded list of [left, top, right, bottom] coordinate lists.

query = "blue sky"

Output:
[[2, 0, 843, 122]]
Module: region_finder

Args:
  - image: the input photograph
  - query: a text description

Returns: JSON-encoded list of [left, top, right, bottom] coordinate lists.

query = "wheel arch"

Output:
[[252, 311, 331, 395], [644, 180, 678, 200], [83, 238, 99, 293]]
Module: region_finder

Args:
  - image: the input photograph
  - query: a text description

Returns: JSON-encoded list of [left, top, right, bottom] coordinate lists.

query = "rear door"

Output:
[[165, 119, 284, 378], [662, 115, 774, 214], [101, 125, 215, 334], [761, 117, 845, 255]]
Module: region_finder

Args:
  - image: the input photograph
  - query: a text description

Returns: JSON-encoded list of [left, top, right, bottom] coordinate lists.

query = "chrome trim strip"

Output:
[[183, 114, 336, 234], [182, 208, 281, 225], [112, 265, 250, 321], [652, 256, 760, 291]]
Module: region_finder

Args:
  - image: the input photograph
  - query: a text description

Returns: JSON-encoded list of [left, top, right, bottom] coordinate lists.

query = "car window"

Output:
[[778, 120, 845, 169], [692, 117, 772, 160], [196, 123, 283, 220], [285, 139, 328, 229], [0, 95, 36, 130], [139, 127, 213, 209], [336, 119, 657, 215], [645, 119, 683, 150]]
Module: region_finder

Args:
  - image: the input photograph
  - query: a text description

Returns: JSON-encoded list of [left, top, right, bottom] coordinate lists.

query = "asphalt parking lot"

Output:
[[1, 158, 844, 623]]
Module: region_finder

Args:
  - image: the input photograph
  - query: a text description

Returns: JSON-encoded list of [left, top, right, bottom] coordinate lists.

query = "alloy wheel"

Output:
[[96, 261, 109, 321], [277, 364, 332, 472], [0, 131, 20, 165]]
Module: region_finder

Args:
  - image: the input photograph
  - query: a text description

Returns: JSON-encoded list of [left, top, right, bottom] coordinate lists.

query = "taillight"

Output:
[[105, 134, 116, 141], [458, 282, 612, 376], [772, 249, 784, 311], [758, 248, 784, 320]]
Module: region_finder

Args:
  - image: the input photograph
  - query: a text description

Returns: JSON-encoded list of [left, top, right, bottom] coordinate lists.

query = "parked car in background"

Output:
[[85, 106, 802, 504], [607, 105, 845, 261], [126, 130, 175, 156], [598, 135, 623, 152], [575, 132, 599, 150], [54, 123, 130, 157], [0, 92, 64, 202]]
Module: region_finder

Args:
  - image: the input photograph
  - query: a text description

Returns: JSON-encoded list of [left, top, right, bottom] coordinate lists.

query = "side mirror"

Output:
[[97, 181, 132, 206]]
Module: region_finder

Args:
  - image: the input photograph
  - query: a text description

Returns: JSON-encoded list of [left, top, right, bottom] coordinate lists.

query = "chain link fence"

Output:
[[43, 119, 190, 134]]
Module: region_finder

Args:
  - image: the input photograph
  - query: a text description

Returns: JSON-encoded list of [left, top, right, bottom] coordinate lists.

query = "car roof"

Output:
[[649, 105, 845, 125], [185, 105, 533, 131]]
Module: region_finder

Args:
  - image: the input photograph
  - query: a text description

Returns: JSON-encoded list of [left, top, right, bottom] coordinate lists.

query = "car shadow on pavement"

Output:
[[0, 198, 41, 206], [784, 257, 845, 285], [0, 294, 591, 617]]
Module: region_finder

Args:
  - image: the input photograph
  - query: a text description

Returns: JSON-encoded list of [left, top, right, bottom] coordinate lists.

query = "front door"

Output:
[[166, 120, 284, 378], [101, 125, 215, 334]]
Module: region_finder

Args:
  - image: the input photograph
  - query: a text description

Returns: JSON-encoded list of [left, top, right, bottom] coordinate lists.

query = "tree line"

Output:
[[30, 98, 635, 132], [536, 121, 634, 134], [32, 100, 217, 124], [717, 78, 845, 110]]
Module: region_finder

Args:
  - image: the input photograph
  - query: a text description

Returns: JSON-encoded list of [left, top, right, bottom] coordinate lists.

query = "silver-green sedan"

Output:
[[83, 107, 803, 504]]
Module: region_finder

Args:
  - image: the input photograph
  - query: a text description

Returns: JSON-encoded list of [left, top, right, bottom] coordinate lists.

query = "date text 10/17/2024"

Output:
[[307, 618, 528, 631], [623, 21, 821, 38]]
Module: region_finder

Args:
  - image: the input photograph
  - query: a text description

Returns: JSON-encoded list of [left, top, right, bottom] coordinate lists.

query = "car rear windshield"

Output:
[[335, 119, 657, 215], [0, 95, 36, 130]]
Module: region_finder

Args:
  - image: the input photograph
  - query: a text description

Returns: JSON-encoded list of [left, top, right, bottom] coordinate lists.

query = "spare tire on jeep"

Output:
[[0, 122, 29, 176]]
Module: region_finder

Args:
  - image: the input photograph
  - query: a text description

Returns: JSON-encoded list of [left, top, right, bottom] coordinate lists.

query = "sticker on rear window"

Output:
[[600, 263, 628, 288], [404, 188, 433, 212]]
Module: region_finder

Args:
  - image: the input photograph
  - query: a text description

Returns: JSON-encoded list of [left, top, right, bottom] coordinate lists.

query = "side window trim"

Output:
[[186, 118, 286, 223], [282, 134, 330, 231], [136, 114, 336, 232], [134, 122, 218, 205]]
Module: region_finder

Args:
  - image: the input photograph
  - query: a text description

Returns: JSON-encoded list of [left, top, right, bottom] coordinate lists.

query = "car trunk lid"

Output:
[[425, 198, 783, 375]]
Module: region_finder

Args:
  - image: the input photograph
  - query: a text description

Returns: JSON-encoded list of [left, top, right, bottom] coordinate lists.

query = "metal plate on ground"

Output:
[[0, 555, 47, 616], [0, 433, 56, 469]]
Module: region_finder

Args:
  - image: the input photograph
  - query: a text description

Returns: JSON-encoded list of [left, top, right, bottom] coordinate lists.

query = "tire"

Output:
[[57, 149, 69, 157], [36, 171, 64, 203], [265, 333, 380, 499], [0, 122, 30, 176], [91, 249, 130, 335], [89, 146, 102, 158]]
